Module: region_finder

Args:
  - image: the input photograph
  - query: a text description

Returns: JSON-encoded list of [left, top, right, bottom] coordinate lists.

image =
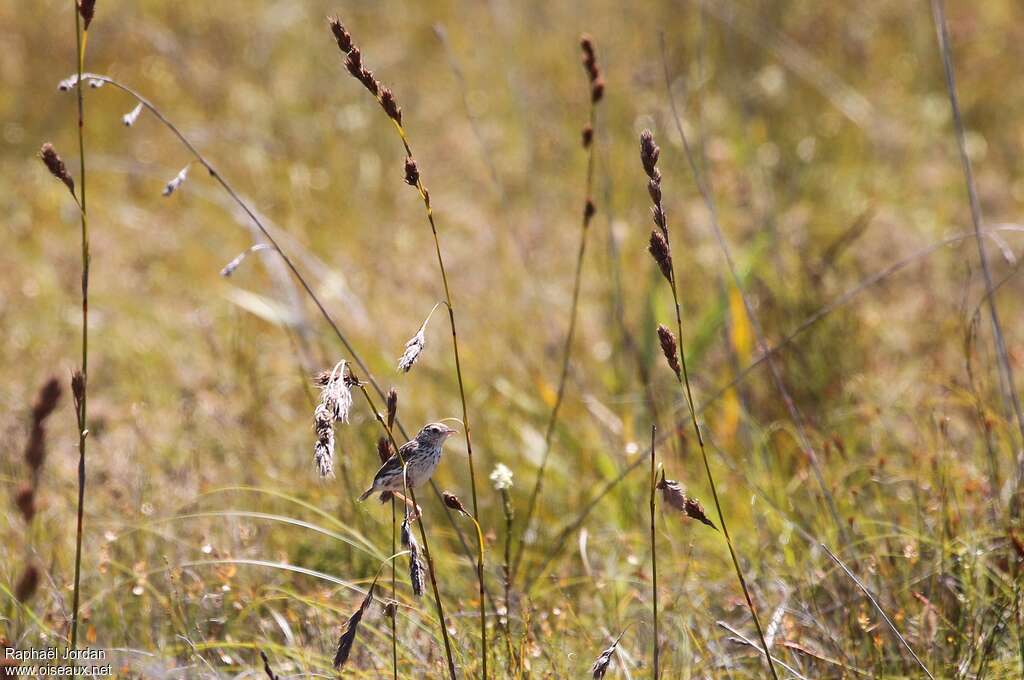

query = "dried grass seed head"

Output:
[[26, 377, 61, 473], [581, 123, 594, 148], [656, 324, 682, 380], [376, 436, 391, 464], [15, 485, 35, 523], [403, 157, 420, 187], [77, 0, 96, 30], [397, 327, 426, 373], [14, 565, 40, 603], [386, 388, 398, 428], [39, 143, 75, 195], [328, 16, 354, 53], [640, 129, 660, 179], [70, 370, 86, 413], [442, 491, 470, 516], [657, 471, 716, 530], [590, 640, 619, 679], [312, 361, 353, 477], [648, 230, 673, 283], [333, 582, 378, 669], [380, 87, 402, 125], [409, 542, 425, 597]]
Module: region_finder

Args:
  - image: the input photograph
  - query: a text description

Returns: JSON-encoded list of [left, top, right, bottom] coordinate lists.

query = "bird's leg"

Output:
[[394, 491, 422, 520]]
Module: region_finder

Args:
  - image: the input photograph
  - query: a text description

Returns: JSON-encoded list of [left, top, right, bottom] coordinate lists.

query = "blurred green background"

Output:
[[4, 0, 1024, 677]]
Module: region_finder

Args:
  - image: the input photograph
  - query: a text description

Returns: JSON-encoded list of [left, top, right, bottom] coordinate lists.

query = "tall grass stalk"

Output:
[[658, 34, 846, 543], [69, 0, 92, 650], [648, 425, 659, 679], [325, 19, 486, 675], [515, 35, 603, 581], [641, 129, 779, 680], [929, 0, 1024, 506]]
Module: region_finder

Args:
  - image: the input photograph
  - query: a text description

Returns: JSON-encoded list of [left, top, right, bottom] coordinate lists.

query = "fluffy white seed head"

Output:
[[490, 463, 514, 490]]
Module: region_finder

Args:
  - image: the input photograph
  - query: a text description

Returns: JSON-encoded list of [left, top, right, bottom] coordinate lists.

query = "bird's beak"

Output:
[[445, 427, 458, 437]]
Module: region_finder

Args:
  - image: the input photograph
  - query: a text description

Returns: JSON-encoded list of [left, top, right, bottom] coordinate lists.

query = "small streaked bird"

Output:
[[359, 423, 457, 502]]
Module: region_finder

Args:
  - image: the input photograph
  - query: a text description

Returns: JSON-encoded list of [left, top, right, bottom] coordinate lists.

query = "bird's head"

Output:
[[417, 422, 458, 447]]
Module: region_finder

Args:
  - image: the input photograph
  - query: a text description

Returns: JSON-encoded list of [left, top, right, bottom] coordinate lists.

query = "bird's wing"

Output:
[[372, 440, 418, 483]]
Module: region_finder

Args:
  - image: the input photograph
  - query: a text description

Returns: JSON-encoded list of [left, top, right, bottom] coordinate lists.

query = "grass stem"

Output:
[[649, 425, 659, 679], [69, 4, 89, 651]]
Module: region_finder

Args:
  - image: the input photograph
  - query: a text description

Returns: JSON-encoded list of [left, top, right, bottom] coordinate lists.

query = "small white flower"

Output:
[[490, 463, 514, 490]]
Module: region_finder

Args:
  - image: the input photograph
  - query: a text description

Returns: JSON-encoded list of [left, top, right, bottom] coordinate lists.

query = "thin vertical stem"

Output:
[[658, 33, 846, 543], [666, 255, 778, 680], [649, 425, 659, 680], [69, 4, 89, 651], [392, 120, 487, 680], [644, 127, 779, 679], [390, 497, 398, 680]]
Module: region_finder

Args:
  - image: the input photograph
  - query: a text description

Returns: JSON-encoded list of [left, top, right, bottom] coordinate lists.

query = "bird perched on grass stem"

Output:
[[359, 423, 457, 502]]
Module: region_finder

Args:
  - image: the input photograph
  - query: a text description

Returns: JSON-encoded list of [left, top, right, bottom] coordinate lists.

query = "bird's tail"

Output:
[[358, 487, 374, 502]]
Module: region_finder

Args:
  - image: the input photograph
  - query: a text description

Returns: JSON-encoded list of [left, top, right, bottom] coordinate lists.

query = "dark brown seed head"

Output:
[[386, 388, 398, 429], [581, 124, 593, 148], [383, 599, 398, 618], [651, 205, 667, 232], [328, 16, 354, 53], [409, 543, 425, 597], [584, 198, 596, 223], [442, 491, 470, 516], [380, 88, 402, 125], [580, 34, 600, 84], [14, 565, 39, 603], [32, 378, 61, 423], [647, 177, 662, 205], [683, 495, 716, 530], [656, 324, 681, 380], [404, 157, 420, 187], [40, 143, 75, 195], [580, 35, 595, 60], [333, 586, 376, 670], [15, 485, 35, 523], [591, 77, 605, 103], [26, 377, 61, 473], [648, 231, 673, 283], [657, 471, 716, 530], [360, 69, 380, 97], [70, 370, 86, 414], [376, 436, 392, 464], [77, 0, 96, 30], [640, 129, 660, 179]]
